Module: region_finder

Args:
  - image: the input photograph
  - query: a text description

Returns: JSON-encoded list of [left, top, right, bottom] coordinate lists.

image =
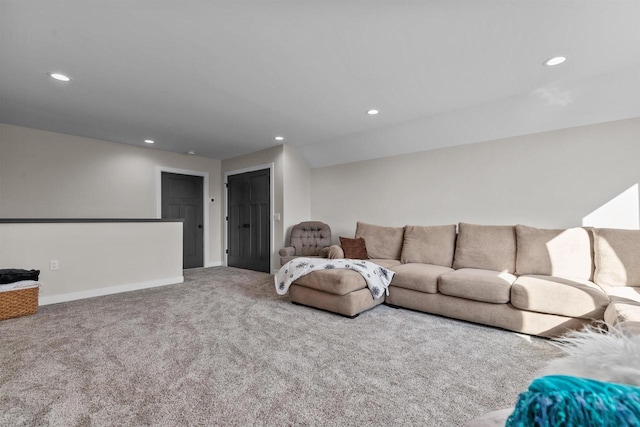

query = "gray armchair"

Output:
[[279, 221, 332, 266]]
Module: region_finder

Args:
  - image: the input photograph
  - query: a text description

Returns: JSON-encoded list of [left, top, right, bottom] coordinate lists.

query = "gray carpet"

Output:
[[0, 267, 560, 426]]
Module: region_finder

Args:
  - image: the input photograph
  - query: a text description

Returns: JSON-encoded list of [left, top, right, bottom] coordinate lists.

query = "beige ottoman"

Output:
[[288, 269, 383, 318]]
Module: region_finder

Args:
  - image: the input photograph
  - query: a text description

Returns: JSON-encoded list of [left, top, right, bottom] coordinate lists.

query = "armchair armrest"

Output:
[[279, 246, 296, 257], [327, 245, 345, 259]]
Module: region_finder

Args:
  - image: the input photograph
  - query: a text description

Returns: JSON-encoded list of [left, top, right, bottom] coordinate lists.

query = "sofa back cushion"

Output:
[[593, 228, 640, 287], [354, 222, 404, 260], [401, 225, 457, 267], [515, 225, 594, 281], [453, 223, 517, 273]]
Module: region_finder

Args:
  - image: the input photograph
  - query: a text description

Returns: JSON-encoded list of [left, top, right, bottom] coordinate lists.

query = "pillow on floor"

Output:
[[508, 327, 640, 426], [506, 375, 640, 427]]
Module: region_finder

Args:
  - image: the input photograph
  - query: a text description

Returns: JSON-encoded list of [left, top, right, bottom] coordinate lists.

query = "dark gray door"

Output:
[[161, 172, 204, 269], [227, 169, 270, 272]]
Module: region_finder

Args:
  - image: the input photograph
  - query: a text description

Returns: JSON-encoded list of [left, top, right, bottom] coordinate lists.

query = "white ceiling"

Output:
[[1, 0, 639, 168]]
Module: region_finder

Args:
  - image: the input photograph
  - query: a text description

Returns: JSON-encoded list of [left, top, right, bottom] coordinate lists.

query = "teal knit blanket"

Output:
[[506, 375, 640, 426]]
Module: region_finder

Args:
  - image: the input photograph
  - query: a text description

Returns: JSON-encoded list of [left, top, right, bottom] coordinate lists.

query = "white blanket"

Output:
[[0, 280, 41, 293], [275, 257, 395, 299]]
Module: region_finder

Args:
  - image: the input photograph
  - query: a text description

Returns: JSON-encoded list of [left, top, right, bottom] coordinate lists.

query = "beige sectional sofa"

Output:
[[285, 222, 640, 337]]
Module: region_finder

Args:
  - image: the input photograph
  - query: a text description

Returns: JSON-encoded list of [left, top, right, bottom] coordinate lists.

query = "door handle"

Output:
[[241, 223, 250, 228], [198, 224, 203, 229]]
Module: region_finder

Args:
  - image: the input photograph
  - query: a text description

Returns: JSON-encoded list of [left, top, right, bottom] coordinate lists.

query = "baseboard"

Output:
[[38, 276, 185, 306], [205, 261, 222, 268]]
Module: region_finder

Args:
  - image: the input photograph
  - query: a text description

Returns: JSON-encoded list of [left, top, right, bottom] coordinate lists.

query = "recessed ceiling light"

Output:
[[186, 150, 196, 155], [544, 56, 567, 66], [144, 139, 154, 144], [274, 136, 284, 141], [48, 72, 71, 82], [367, 109, 379, 115]]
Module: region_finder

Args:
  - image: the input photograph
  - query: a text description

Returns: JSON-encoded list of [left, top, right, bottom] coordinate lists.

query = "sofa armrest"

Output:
[[279, 246, 295, 257], [327, 245, 345, 259], [318, 246, 331, 258]]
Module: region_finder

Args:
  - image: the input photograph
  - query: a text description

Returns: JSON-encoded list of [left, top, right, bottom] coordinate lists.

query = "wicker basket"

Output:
[[0, 287, 39, 321]]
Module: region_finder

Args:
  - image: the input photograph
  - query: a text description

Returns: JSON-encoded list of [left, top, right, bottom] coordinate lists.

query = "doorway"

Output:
[[226, 168, 271, 273], [161, 172, 204, 269]]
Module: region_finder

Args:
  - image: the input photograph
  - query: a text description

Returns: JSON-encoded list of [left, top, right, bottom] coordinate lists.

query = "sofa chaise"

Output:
[[283, 222, 640, 337]]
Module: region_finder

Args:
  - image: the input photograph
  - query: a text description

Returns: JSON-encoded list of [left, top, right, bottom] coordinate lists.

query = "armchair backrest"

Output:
[[290, 221, 331, 256]]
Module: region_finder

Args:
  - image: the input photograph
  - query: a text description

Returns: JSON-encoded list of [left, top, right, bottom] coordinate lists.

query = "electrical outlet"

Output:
[[50, 260, 59, 271]]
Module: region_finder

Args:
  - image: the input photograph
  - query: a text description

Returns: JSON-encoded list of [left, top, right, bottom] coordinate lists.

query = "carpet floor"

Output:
[[0, 266, 560, 426]]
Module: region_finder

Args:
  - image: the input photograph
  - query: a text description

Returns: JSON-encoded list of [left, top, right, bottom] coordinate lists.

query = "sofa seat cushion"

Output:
[[293, 269, 367, 296], [438, 268, 516, 304], [511, 275, 609, 319], [600, 285, 640, 303], [604, 300, 640, 327], [369, 259, 402, 269], [390, 263, 453, 294]]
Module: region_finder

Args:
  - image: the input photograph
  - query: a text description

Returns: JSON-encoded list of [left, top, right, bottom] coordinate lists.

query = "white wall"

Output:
[[283, 144, 311, 240], [311, 117, 640, 241], [0, 123, 223, 266], [5, 117, 637, 281], [0, 222, 183, 304]]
